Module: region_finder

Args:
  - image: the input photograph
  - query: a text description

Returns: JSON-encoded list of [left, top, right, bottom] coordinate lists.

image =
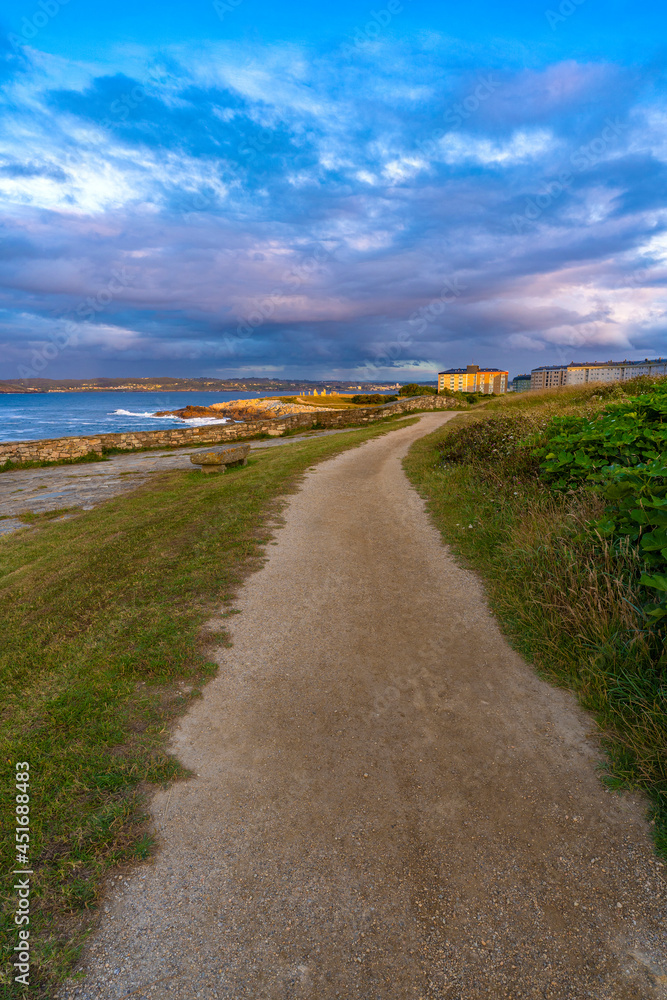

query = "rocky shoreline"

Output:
[[155, 396, 329, 422], [0, 396, 459, 465]]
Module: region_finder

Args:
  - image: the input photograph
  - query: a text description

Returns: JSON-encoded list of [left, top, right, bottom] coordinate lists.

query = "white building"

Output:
[[531, 358, 667, 390]]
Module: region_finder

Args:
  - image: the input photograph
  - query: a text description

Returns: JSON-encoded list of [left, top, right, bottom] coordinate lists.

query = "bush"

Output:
[[398, 383, 437, 397], [435, 394, 667, 625], [535, 386, 667, 489], [350, 394, 398, 405], [461, 391, 491, 404], [533, 383, 667, 623], [599, 461, 667, 626], [436, 414, 546, 480]]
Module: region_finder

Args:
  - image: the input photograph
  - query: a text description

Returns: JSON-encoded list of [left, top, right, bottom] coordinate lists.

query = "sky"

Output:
[[0, 0, 666, 381]]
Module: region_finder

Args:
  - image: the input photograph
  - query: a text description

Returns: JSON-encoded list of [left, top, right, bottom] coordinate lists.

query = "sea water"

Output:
[[0, 391, 288, 442]]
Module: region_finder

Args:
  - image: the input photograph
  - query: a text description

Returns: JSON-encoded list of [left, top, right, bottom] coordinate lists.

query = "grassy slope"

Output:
[[274, 394, 363, 408], [404, 395, 666, 858], [0, 417, 416, 998]]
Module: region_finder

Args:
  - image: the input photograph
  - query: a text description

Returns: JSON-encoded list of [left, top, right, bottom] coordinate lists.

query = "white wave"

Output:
[[110, 408, 228, 425], [178, 416, 229, 426], [112, 408, 175, 418]]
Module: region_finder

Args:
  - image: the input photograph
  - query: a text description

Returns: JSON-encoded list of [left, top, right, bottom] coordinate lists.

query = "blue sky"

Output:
[[1, 0, 666, 381]]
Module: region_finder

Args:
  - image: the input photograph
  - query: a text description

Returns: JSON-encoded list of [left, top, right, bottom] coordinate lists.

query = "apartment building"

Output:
[[509, 374, 532, 393], [531, 358, 667, 389], [530, 366, 568, 389], [438, 365, 508, 394]]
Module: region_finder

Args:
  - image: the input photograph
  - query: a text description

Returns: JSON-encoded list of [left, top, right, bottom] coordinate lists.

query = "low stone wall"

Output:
[[0, 395, 457, 464]]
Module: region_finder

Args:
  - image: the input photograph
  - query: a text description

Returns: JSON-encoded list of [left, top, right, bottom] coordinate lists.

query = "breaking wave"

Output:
[[111, 408, 228, 425], [175, 416, 230, 426], [112, 409, 174, 418]]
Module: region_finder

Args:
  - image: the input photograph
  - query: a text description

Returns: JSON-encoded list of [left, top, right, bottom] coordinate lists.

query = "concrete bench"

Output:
[[190, 444, 251, 473]]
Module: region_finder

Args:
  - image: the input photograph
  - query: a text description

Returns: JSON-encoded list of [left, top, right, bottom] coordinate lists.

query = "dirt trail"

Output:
[[62, 412, 666, 1000]]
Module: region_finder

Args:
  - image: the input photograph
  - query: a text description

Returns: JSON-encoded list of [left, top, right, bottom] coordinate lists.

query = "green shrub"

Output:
[[535, 387, 667, 489], [350, 394, 398, 404], [436, 414, 545, 479], [599, 460, 667, 625], [398, 383, 437, 396], [534, 383, 667, 623]]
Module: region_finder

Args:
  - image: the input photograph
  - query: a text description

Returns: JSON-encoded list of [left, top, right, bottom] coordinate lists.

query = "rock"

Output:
[[157, 398, 331, 421], [155, 405, 222, 419], [190, 444, 251, 473]]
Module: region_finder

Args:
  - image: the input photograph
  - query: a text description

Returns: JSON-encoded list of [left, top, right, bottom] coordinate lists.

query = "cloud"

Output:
[[0, 36, 666, 379]]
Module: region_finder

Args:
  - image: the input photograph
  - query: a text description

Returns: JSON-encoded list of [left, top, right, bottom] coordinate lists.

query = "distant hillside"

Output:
[[0, 376, 412, 394]]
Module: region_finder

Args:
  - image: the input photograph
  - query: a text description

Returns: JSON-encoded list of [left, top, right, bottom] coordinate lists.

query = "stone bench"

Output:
[[190, 444, 251, 473]]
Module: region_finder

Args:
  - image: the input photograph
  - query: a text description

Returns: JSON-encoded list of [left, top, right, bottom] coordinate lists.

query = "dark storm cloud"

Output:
[[0, 37, 666, 379]]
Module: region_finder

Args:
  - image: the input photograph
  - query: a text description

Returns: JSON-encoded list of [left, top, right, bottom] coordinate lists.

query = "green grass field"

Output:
[[0, 417, 416, 997]]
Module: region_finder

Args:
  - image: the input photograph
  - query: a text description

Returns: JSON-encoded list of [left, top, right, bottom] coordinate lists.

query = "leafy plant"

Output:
[[533, 382, 667, 624], [535, 387, 667, 489], [600, 460, 667, 624]]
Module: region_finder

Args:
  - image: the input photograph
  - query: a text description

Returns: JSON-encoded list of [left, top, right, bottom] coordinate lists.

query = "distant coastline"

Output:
[[0, 376, 409, 395]]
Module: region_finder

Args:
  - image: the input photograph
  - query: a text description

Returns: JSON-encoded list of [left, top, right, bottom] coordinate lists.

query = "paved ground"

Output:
[[0, 428, 351, 533], [59, 413, 665, 999]]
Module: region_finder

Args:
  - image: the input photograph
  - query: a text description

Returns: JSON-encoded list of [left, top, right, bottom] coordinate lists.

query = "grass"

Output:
[[0, 416, 417, 998], [404, 406, 667, 858], [273, 394, 364, 409]]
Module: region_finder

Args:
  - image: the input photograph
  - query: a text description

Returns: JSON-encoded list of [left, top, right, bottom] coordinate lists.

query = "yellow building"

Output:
[[438, 365, 508, 394]]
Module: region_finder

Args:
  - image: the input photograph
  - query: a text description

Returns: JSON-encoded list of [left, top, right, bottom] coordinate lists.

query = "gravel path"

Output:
[[60, 413, 666, 999]]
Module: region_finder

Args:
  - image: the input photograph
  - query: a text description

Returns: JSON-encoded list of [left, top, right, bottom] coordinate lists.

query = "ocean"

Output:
[[0, 390, 292, 442]]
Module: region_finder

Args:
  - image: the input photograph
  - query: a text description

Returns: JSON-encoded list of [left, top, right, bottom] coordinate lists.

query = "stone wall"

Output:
[[0, 395, 458, 464]]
